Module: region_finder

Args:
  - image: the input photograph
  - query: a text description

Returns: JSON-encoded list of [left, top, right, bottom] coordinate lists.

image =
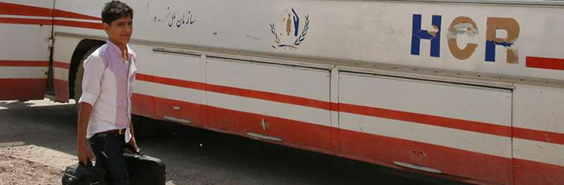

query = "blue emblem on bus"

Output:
[[270, 8, 309, 49]]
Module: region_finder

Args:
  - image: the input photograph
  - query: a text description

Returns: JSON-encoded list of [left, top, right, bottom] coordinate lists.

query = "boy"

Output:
[[77, 1, 139, 184]]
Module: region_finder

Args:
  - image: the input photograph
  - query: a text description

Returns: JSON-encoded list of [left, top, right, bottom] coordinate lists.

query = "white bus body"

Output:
[[1, 0, 563, 184]]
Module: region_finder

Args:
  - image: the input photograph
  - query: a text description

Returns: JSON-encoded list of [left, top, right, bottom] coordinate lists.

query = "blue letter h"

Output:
[[411, 14, 441, 57]]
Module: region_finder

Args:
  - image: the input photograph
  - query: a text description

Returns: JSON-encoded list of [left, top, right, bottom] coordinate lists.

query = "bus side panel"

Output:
[[338, 72, 513, 184], [51, 0, 106, 102], [151, 52, 204, 128], [206, 58, 335, 153], [0, 1, 53, 100], [52, 36, 82, 102], [129, 45, 159, 120], [53, 0, 104, 37], [513, 84, 564, 185]]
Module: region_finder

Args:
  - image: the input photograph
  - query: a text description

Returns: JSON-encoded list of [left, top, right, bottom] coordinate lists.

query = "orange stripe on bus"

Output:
[[513, 158, 564, 185], [0, 60, 49, 67], [0, 17, 52, 25], [527, 56, 564, 70], [53, 9, 101, 21], [54, 79, 69, 102], [136, 74, 205, 91], [0, 2, 52, 18], [136, 73, 332, 110], [0, 17, 102, 30], [514, 126, 564, 145], [0, 2, 100, 21], [53, 61, 70, 69], [339, 129, 513, 184], [54, 19, 103, 30], [0, 78, 47, 100], [206, 83, 332, 111], [339, 103, 512, 138]]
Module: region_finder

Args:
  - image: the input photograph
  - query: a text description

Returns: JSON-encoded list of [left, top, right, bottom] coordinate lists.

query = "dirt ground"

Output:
[[0, 153, 61, 185], [0, 99, 464, 185]]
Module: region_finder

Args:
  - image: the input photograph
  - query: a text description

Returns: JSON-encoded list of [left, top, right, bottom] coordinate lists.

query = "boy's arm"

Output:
[[128, 120, 141, 153], [77, 54, 104, 165], [77, 102, 94, 165]]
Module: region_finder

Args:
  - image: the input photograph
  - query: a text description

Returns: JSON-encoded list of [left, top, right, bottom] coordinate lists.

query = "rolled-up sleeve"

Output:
[[78, 55, 105, 106]]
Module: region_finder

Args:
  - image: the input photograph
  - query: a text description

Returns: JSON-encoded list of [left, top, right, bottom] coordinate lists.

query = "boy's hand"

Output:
[[126, 137, 141, 154], [78, 141, 94, 165]]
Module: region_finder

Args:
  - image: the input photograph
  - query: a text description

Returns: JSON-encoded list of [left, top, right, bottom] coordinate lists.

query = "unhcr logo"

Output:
[[270, 8, 309, 49]]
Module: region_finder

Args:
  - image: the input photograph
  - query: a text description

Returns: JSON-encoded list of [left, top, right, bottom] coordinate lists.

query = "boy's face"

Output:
[[104, 16, 133, 48]]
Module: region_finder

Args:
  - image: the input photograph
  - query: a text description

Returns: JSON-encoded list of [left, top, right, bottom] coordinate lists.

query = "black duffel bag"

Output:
[[62, 163, 106, 185]]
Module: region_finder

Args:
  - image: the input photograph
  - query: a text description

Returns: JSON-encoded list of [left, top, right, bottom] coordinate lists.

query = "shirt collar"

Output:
[[106, 40, 133, 61]]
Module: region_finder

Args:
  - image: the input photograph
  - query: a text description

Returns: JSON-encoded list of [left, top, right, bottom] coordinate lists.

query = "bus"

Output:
[[1, 0, 563, 184]]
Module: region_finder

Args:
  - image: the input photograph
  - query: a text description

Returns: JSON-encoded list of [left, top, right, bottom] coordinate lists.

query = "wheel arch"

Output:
[[68, 39, 105, 100]]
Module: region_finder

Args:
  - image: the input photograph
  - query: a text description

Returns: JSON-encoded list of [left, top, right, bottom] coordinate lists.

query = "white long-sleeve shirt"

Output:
[[79, 41, 137, 142]]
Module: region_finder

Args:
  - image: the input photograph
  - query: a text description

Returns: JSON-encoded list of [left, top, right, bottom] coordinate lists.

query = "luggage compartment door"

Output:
[[206, 57, 335, 152], [150, 51, 205, 127], [338, 72, 513, 184]]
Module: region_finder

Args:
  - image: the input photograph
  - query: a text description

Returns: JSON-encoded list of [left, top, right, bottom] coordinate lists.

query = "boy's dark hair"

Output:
[[101, 1, 133, 25]]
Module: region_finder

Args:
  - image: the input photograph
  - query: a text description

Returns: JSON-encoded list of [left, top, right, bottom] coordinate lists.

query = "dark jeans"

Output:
[[89, 133, 129, 185]]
